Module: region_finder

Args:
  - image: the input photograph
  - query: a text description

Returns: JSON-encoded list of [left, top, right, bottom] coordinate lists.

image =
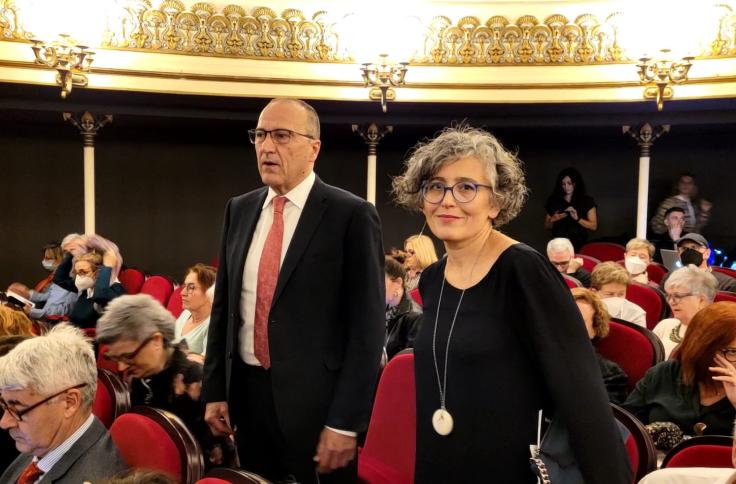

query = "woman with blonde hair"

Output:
[[0, 306, 34, 337], [403, 234, 439, 292]]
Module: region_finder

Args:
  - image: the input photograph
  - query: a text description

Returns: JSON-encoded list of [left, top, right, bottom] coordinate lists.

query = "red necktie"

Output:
[[17, 460, 43, 484], [254, 196, 287, 369]]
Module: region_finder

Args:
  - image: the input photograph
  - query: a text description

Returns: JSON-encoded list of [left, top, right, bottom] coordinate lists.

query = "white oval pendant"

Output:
[[432, 408, 454, 436]]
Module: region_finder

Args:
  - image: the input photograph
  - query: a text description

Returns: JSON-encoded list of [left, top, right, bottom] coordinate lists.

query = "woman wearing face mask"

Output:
[[653, 265, 718, 358], [544, 167, 598, 252], [591, 262, 647, 327], [174, 263, 216, 360], [56, 250, 125, 328], [384, 256, 422, 361], [624, 238, 658, 287], [7, 234, 81, 321]]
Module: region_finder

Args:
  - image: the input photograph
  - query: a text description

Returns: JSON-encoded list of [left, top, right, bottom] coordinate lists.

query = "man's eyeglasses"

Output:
[[0, 383, 87, 422], [665, 292, 695, 304], [248, 128, 315, 145], [421, 181, 493, 204], [103, 335, 156, 363], [720, 347, 736, 363]]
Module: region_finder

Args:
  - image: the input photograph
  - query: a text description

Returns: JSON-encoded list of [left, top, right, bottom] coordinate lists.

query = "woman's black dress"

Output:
[[414, 244, 631, 484], [545, 194, 597, 251]]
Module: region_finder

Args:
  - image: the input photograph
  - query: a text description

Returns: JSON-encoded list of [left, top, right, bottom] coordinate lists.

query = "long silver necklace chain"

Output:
[[431, 278, 465, 412], [430, 230, 493, 428]]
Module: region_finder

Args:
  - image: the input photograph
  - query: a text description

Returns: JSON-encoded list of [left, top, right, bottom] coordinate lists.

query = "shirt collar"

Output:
[[37, 413, 95, 474], [262, 171, 316, 211]]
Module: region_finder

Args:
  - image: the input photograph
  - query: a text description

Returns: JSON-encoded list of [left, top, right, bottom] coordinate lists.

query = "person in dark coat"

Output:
[[384, 256, 422, 361]]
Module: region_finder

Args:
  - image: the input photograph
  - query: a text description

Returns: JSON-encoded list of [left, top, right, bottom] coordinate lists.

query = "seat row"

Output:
[[360, 352, 735, 484], [118, 268, 184, 318], [93, 368, 269, 483]]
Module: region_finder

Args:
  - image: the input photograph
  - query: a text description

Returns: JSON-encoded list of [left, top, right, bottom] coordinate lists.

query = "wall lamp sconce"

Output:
[[360, 54, 408, 113], [636, 49, 693, 111], [31, 34, 94, 99]]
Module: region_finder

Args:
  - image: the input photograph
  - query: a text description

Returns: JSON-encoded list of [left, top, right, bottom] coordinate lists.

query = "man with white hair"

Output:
[[0, 324, 126, 483], [547, 237, 592, 287]]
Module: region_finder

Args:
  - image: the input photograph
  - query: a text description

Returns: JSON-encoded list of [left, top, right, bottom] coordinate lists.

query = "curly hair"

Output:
[[391, 126, 528, 227], [571, 287, 611, 339]]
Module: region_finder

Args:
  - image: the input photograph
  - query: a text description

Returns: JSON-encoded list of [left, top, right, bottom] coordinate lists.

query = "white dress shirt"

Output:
[[239, 171, 316, 365]]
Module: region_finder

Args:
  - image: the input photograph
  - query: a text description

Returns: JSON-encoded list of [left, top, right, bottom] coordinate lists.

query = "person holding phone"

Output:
[[544, 167, 598, 251]]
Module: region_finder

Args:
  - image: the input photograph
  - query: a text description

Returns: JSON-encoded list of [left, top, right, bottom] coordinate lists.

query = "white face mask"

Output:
[[624, 256, 648, 276], [75, 275, 95, 291], [41, 259, 55, 271], [602, 297, 626, 317]]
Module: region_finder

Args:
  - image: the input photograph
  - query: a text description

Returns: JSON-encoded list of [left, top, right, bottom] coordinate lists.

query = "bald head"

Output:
[[264, 98, 320, 139]]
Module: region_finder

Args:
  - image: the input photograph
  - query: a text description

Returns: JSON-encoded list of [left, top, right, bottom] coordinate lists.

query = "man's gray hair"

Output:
[[391, 125, 528, 227], [665, 265, 718, 302], [61, 232, 82, 246], [547, 238, 575, 256], [96, 294, 175, 345], [0, 324, 96, 408]]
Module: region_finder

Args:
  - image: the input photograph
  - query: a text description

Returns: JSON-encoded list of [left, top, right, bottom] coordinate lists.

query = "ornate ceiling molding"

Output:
[[2, 1, 735, 66]]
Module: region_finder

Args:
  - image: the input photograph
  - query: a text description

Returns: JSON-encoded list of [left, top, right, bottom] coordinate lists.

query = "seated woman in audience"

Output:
[[624, 237, 658, 286], [0, 305, 34, 337], [384, 256, 422, 361], [174, 263, 216, 360], [7, 236, 79, 320], [55, 236, 125, 328], [544, 167, 598, 251], [96, 294, 235, 469], [572, 288, 629, 404], [624, 302, 736, 439], [591, 261, 647, 327], [653, 265, 717, 358], [403, 234, 438, 292]]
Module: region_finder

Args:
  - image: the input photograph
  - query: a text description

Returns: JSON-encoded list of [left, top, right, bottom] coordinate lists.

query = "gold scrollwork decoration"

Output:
[[415, 13, 626, 64], [99, 1, 344, 61], [1, 0, 23, 40]]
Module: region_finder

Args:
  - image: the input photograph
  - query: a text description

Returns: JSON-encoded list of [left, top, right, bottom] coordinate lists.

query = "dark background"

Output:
[[2, 83, 735, 288]]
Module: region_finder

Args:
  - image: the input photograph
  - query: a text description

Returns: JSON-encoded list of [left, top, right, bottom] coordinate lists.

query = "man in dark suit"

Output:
[[0, 324, 127, 483], [203, 98, 384, 483]]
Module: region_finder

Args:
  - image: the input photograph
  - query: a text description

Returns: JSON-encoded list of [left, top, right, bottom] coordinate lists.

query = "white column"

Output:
[[636, 155, 650, 239], [83, 145, 95, 234], [367, 153, 377, 205]]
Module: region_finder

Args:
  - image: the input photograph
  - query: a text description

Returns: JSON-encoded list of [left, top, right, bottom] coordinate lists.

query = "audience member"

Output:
[[0, 305, 34, 337], [653, 265, 718, 358], [55, 243, 124, 328], [8, 234, 81, 322], [624, 237, 657, 286], [384, 256, 422, 361], [571, 288, 629, 404], [392, 126, 630, 483], [6, 241, 62, 296], [96, 294, 234, 469], [547, 237, 592, 287], [624, 302, 736, 440], [0, 334, 32, 472], [544, 167, 598, 251], [651, 206, 688, 263], [590, 261, 647, 327], [650, 173, 711, 236], [174, 263, 216, 359], [403, 234, 438, 292], [659, 234, 736, 293], [0, 324, 127, 483]]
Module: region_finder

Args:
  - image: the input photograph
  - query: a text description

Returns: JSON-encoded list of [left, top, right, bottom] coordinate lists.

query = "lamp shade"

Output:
[[18, 0, 117, 47]]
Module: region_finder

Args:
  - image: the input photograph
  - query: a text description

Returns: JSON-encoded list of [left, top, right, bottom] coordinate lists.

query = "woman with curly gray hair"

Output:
[[392, 126, 630, 483]]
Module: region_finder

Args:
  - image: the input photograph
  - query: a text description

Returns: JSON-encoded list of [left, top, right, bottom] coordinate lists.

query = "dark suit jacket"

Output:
[[0, 416, 127, 483], [203, 176, 385, 454]]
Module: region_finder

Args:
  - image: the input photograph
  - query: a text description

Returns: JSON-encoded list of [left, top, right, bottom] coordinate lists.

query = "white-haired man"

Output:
[[547, 237, 592, 288], [0, 324, 127, 483]]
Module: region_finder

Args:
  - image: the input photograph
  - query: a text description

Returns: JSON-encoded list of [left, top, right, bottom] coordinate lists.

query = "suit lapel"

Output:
[[231, 189, 268, 292], [272, 178, 328, 305], [42, 418, 105, 482]]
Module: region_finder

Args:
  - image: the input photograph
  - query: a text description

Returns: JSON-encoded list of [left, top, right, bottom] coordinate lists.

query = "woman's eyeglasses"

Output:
[[719, 347, 736, 363], [421, 181, 493, 204]]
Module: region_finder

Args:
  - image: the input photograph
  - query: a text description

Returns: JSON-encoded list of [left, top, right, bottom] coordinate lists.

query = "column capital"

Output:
[[63, 112, 113, 147], [622, 123, 670, 158]]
